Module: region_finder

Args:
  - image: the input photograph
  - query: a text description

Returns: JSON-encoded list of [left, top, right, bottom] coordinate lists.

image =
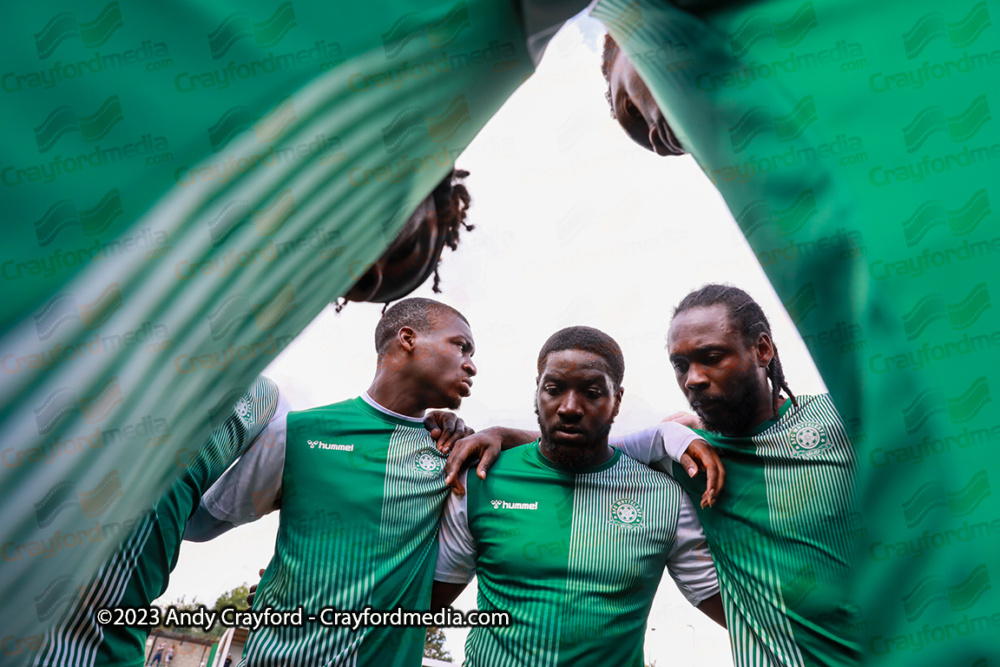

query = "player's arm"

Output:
[[433, 469, 478, 606], [612, 420, 724, 508], [443, 427, 539, 495], [665, 493, 727, 629], [184, 393, 291, 542], [696, 593, 726, 627]]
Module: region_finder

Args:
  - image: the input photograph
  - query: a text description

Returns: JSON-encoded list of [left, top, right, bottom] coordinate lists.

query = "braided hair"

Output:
[[430, 168, 473, 293], [674, 284, 797, 416], [600, 33, 621, 118], [335, 168, 473, 314]]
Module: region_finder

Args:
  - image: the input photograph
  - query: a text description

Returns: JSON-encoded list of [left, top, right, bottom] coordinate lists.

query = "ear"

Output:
[[755, 332, 775, 368], [612, 385, 624, 419], [397, 325, 417, 354]]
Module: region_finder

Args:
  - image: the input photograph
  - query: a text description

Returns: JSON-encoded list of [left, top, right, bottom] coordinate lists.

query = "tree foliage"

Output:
[[424, 626, 453, 662]]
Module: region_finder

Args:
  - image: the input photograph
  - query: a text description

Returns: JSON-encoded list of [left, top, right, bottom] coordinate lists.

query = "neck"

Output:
[[539, 438, 614, 469], [367, 370, 427, 418]]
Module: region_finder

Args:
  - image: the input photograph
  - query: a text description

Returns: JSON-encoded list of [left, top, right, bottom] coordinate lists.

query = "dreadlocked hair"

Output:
[[600, 33, 620, 118], [430, 168, 473, 293], [674, 284, 797, 417], [332, 168, 473, 314]]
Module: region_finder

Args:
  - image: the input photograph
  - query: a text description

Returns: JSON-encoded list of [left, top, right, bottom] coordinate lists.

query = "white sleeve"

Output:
[[612, 422, 700, 466], [434, 470, 477, 584], [665, 493, 719, 606], [201, 391, 291, 525]]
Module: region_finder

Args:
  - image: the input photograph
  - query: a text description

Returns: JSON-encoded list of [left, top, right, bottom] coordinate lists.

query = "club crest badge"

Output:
[[414, 450, 444, 475], [788, 421, 830, 457], [610, 498, 644, 528]]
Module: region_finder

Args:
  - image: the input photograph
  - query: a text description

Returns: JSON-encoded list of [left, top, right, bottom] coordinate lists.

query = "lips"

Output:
[[458, 378, 473, 396]]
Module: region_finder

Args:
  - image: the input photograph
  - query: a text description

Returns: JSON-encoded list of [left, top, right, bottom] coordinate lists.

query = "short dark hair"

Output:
[[374, 297, 469, 356], [601, 33, 620, 118], [673, 284, 796, 415], [537, 326, 625, 389]]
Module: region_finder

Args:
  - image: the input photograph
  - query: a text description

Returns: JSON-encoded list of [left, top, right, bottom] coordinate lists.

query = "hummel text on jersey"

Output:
[[308, 439, 354, 451], [490, 499, 538, 510]]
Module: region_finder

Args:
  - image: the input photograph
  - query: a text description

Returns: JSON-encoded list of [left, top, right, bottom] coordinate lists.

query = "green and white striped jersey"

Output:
[[218, 396, 449, 667], [435, 442, 718, 667], [32, 376, 281, 667], [621, 394, 861, 667]]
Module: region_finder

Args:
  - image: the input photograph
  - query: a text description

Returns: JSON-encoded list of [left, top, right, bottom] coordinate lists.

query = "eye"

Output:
[[623, 98, 639, 118], [672, 360, 688, 373]]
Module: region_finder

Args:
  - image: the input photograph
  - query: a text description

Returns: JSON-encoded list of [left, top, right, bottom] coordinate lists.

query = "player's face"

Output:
[[608, 50, 685, 156], [668, 304, 771, 435], [343, 198, 444, 303], [536, 350, 622, 450], [413, 314, 477, 410]]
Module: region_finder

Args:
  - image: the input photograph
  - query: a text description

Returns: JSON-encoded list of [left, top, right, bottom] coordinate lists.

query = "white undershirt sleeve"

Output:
[[434, 470, 477, 584], [665, 493, 719, 606], [612, 421, 701, 471], [201, 391, 292, 525]]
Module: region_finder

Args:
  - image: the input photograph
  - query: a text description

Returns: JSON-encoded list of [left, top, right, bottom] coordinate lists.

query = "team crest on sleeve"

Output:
[[610, 498, 644, 529], [414, 450, 445, 476], [235, 397, 254, 425], [788, 421, 830, 457]]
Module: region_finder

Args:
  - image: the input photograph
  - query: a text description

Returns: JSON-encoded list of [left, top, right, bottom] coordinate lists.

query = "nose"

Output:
[[463, 357, 477, 377], [685, 363, 710, 392], [557, 391, 584, 420]]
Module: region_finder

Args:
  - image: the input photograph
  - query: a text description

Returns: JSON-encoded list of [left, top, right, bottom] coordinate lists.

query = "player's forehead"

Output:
[[539, 349, 614, 384], [668, 304, 741, 354], [429, 311, 474, 342]]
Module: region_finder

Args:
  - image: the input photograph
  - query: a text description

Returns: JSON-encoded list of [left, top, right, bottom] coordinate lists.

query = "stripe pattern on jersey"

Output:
[[240, 400, 448, 667], [34, 376, 280, 667]]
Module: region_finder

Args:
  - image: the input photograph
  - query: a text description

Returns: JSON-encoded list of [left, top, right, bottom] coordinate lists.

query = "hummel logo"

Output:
[[308, 439, 354, 451], [490, 499, 538, 510]]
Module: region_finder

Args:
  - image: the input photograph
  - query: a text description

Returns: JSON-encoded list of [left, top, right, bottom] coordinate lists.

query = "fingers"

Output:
[[476, 444, 501, 480], [679, 452, 698, 478], [687, 440, 725, 508]]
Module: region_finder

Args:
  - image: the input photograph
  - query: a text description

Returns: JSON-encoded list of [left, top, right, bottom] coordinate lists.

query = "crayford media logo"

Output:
[[783, 282, 817, 326], [901, 189, 990, 247], [208, 1, 297, 59], [207, 96, 297, 153], [34, 282, 122, 341], [729, 2, 818, 58], [33, 189, 123, 248], [33, 470, 123, 529], [34, 1, 123, 60], [901, 282, 991, 341], [490, 499, 538, 510], [735, 190, 817, 239], [901, 376, 991, 435], [902, 94, 991, 153], [783, 564, 818, 609], [33, 575, 81, 623], [381, 95, 470, 153], [34, 95, 123, 153], [605, 1, 643, 45], [206, 189, 298, 247], [902, 470, 990, 528], [414, 451, 444, 476], [901, 564, 990, 622], [609, 498, 643, 528], [902, 2, 991, 59], [381, 1, 470, 59], [33, 376, 123, 436], [207, 283, 297, 340], [728, 95, 818, 153]]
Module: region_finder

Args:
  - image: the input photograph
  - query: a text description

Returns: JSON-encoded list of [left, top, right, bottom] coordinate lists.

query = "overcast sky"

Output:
[[161, 13, 826, 665]]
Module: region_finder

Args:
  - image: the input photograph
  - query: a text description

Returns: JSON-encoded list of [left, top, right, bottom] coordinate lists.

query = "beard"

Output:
[[690, 368, 765, 435], [534, 403, 614, 467]]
